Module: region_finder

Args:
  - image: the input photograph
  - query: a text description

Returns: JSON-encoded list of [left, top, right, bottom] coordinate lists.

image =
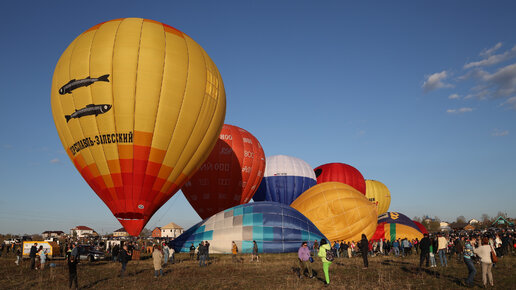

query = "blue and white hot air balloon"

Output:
[[170, 202, 327, 254], [252, 155, 317, 205]]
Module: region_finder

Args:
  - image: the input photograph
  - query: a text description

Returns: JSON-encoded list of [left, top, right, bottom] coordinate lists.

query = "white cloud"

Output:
[[492, 129, 509, 137], [480, 42, 503, 57], [448, 94, 460, 100], [481, 63, 516, 98], [446, 107, 474, 114], [422, 70, 453, 93], [50, 158, 61, 164], [464, 45, 516, 69], [502, 96, 516, 110]]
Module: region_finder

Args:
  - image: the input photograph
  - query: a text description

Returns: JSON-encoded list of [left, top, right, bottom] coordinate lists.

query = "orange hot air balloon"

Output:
[[51, 18, 226, 236], [291, 182, 377, 242], [182, 124, 265, 219]]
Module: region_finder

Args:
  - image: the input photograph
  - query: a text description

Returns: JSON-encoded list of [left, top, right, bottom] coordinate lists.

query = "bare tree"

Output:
[[456, 215, 466, 223], [139, 228, 151, 238], [497, 211, 508, 219], [481, 213, 491, 224]]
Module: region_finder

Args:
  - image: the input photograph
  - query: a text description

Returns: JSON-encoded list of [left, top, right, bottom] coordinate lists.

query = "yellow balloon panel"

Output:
[[373, 223, 423, 242], [365, 180, 391, 215], [50, 18, 226, 236], [291, 182, 378, 242]]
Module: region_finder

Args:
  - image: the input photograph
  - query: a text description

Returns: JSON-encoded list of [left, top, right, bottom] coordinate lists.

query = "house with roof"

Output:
[[70, 226, 97, 238], [491, 216, 514, 227], [42, 230, 66, 239], [113, 228, 129, 237], [152, 227, 161, 238], [161, 222, 184, 238]]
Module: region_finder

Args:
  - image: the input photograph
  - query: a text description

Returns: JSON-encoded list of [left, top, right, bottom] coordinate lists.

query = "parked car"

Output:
[[77, 245, 105, 262]]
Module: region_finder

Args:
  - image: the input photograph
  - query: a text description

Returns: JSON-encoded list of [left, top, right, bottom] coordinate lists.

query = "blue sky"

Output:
[[1, 1, 515, 235]]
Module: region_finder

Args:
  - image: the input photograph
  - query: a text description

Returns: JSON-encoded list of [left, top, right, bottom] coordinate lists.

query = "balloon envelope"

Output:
[[290, 182, 377, 242], [413, 221, 429, 234], [51, 18, 226, 236], [182, 124, 265, 219], [314, 163, 366, 194], [253, 155, 316, 205], [170, 202, 327, 253], [371, 212, 423, 242], [365, 180, 391, 215]]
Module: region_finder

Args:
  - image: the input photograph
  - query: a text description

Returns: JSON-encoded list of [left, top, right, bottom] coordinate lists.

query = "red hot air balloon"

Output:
[[182, 124, 265, 219], [314, 163, 366, 195]]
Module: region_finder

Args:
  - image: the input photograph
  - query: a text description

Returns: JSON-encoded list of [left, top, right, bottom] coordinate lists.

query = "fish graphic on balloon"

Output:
[[65, 104, 112, 122], [59, 74, 110, 95]]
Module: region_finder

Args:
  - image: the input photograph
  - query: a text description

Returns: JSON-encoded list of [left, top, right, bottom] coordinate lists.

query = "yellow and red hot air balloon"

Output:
[[371, 212, 423, 242], [181, 124, 265, 219], [365, 180, 391, 215], [290, 182, 377, 242], [51, 18, 226, 236]]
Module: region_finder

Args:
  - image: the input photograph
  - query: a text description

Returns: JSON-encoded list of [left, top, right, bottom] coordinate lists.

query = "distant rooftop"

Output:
[[161, 222, 183, 229]]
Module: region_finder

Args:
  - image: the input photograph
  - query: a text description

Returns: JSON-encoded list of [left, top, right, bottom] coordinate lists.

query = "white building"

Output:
[[113, 228, 129, 237], [439, 221, 451, 232], [161, 222, 184, 238], [70, 226, 96, 238], [468, 219, 479, 225]]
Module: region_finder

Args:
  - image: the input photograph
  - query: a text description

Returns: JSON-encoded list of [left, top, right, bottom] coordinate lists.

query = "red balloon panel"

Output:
[[314, 162, 366, 195], [182, 124, 265, 219]]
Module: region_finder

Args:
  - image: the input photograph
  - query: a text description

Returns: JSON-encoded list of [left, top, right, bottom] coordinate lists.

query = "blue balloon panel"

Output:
[[170, 202, 326, 254], [253, 176, 317, 205]]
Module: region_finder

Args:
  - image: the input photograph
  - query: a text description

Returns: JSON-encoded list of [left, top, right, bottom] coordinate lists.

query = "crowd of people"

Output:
[[299, 228, 514, 287], [1, 227, 514, 288]]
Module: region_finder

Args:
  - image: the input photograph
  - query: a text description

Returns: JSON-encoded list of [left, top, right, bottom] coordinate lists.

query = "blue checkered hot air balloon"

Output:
[[171, 202, 327, 253]]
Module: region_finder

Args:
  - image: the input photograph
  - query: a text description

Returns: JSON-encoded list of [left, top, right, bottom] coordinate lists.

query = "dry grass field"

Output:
[[0, 252, 514, 289]]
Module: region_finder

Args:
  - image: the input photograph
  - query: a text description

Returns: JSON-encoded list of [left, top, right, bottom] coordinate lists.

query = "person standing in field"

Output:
[[474, 237, 496, 287], [68, 244, 79, 289], [419, 233, 430, 269], [297, 241, 313, 278], [162, 243, 169, 266], [318, 239, 332, 286], [190, 243, 195, 260], [112, 244, 119, 262], [360, 234, 369, 269], [29, 243, 38, 270], [38, 246, 47, 270], [152, 245, 163, 278], [119, 244, 132, 277], [251, 240, 259, 262], [15, 246, 22, 266], [463, 237, 477, 287], [437, 234, 448, 267], [232, 241, 239, 263], [198, 241, 207, 267], [170, 246, 175, 264], [313, 239, 319, 256], [205, 241, 210, 261]]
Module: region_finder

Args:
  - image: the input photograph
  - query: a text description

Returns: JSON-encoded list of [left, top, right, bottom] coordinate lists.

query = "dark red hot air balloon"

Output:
[[314, 163, 366, 195], [413, 221, 429, 234], [181, 124, 265, 219]]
